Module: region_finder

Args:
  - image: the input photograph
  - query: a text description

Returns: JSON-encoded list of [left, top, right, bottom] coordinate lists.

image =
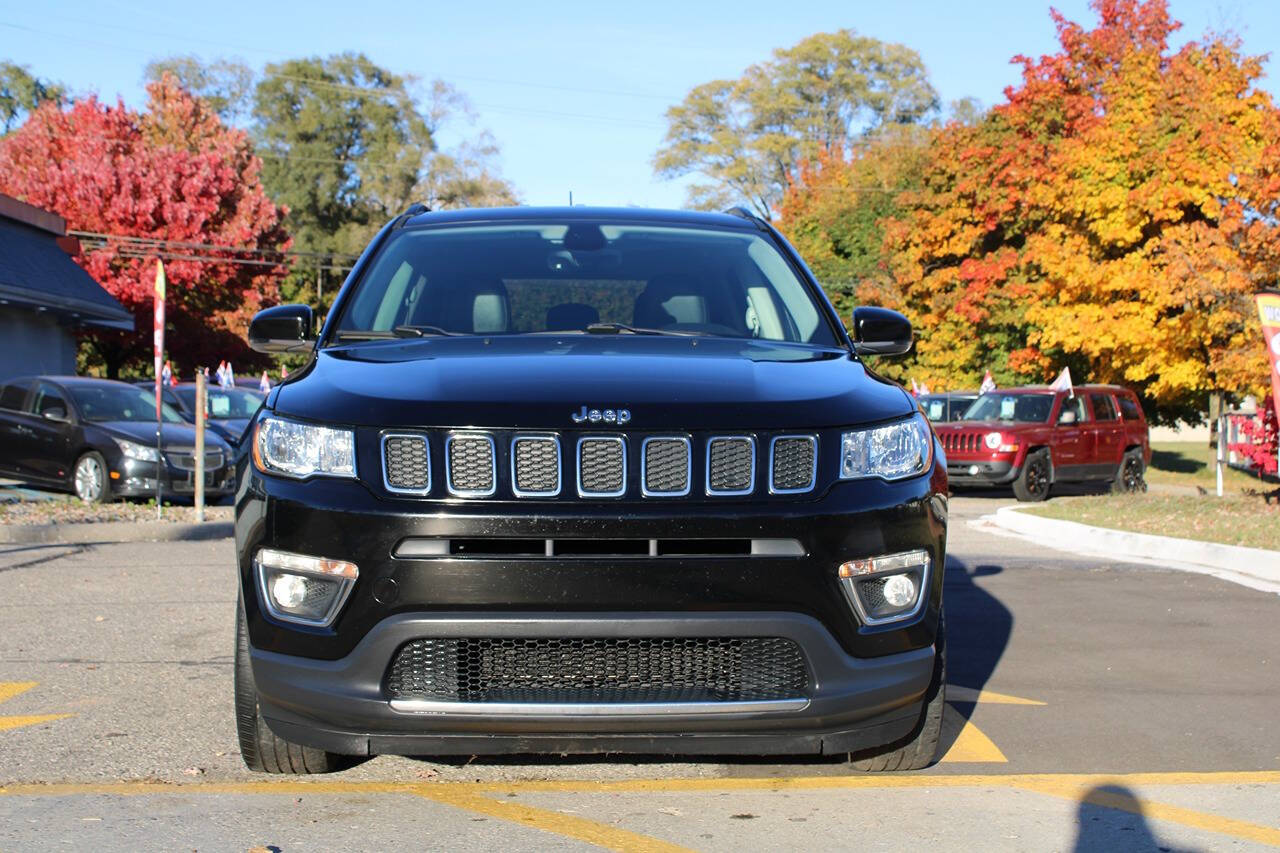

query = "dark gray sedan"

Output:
[[0, 376, 235, 503]]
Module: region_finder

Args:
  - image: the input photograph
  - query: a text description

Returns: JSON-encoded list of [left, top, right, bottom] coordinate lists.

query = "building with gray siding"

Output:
[[0, 195, 132, 382]]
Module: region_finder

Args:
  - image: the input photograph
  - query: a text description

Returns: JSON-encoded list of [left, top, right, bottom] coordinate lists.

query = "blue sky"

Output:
[[3, 1, 1276, 210]]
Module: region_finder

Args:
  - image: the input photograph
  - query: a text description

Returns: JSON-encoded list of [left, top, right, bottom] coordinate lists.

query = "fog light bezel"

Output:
[[254, 548, 359, 628], [837, 549, 931, 627]]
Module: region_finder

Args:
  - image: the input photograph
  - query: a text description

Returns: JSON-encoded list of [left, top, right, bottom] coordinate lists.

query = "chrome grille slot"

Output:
[[770, 435, 817, 493], [577, 436, 626, 497], [511, 435, 560, 497], [706, 436, 754, 494], [445, 433, 496, 497], [642, 437, 690, 496], [382, 433, 430, 494]]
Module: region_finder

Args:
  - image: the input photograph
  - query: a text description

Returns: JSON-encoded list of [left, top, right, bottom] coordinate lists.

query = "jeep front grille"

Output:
[[385, 636, 809, 705], [511, 435, 560, 496], [707, 436, 754, 494], [445, 434, 496, 496], [382, 434, 430, 494], [769, 436, 817, 493], [577, 436, 626, 497], [641, 437, 690, 496], [940, 431, 982, 453], [380, 431, 820, 499]]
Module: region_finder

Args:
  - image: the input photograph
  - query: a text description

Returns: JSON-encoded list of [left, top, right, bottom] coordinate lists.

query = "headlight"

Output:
[[252, 415, 356, 479], [984, 431, 1002, 450], [840, 414, 932, 481], [115, 438, 160, 462]]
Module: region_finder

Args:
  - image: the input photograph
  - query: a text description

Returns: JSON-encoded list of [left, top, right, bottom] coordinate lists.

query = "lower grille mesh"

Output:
[[385, 637, 809, 704]]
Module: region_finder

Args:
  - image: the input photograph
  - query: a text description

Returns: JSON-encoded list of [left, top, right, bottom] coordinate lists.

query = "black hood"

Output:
[[274, 336, 914, 430], [95, 420, 232, 450]]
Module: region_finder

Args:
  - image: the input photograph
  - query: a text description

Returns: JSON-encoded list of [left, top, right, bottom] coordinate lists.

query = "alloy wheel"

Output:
[[75, 456, 103, 502]]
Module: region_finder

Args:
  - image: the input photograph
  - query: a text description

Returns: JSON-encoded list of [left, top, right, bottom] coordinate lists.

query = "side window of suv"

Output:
[[1089, 393, 1118, 421], [1059, 395, 1087, 424], [1117, 395, 1143, 421]]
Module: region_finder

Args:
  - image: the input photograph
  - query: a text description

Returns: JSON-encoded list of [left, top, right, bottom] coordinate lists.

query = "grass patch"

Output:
[[1145, 441, 1268, 493], [1024, 493, 1280, 551]]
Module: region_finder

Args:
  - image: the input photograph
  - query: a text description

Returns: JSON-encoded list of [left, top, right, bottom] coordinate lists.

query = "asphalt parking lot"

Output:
[[1, 494, 1277, 851]]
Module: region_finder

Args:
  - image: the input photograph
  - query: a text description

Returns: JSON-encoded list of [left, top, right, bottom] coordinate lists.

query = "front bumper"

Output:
[[237, 461, 947, 756], [253, 611, 935, 756], [112, 458, 236, 499], [945, 459, 1018, 485]]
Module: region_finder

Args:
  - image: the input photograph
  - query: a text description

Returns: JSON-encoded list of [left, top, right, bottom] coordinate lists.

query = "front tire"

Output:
[[849, 615, 946, 772], [1111, 449, 1147, 494], [234, 599, 346, 774], [1012, 450, 1051, 502], [73, 451, 109, 503]]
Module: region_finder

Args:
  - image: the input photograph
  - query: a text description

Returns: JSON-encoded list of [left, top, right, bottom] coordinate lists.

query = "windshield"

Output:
[[71, 385, 185, 423], [175, 386, 263, 419], [333, 222, 837, 345], [962, 393, 1055, 423]]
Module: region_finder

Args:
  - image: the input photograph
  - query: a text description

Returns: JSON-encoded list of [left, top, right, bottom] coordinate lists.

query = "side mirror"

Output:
[[248, 304, 314, 354], [1059, 410, 1077, 425], [850, 306, 913, 356], [43, 406, 68, 421]]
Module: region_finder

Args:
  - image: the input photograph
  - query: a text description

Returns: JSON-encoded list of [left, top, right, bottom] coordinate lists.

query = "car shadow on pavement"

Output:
[[937, 554, 1013, 757], [1073, 785, 1191, 852]]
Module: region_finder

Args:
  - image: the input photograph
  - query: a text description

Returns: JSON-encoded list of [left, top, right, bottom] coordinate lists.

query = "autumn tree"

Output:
[[776, 124, 935, 320], [0, 61, 63, 133], [143, 55, 254, 123], [655, 30, 937, 218], [0, 74, 291, 378], [864, 0, 1279, 418]]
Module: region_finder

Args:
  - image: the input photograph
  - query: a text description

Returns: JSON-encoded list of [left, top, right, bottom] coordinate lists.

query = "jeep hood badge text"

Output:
[[572, 405, 631, 425]]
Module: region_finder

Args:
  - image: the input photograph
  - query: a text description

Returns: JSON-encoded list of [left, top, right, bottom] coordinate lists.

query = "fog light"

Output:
[[968, 465, 980, 476], [882, 574, 916, 607], [255, 548, 358, 628], [837, 549, 930, 627], [271, 573, 308, 609]]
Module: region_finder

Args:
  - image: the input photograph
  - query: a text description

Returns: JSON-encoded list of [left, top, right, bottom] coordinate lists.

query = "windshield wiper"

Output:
[[392, 325, 460, 337], [584, 322, 702, 337]]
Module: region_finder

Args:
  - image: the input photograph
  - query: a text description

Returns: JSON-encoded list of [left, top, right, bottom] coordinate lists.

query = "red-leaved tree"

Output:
[[0, 73, 290, 378]]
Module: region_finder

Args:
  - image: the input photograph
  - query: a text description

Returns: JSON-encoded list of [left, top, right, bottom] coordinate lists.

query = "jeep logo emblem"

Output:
[[572, 405, 631, 425]]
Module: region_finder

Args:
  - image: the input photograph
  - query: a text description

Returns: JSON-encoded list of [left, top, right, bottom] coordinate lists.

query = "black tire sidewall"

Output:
[[1014, 451, 1051, 502]]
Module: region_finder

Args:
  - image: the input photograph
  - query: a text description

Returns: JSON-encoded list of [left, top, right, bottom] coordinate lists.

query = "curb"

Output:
[[0, 520, 233, 546], [981, 505, 1280, 595]]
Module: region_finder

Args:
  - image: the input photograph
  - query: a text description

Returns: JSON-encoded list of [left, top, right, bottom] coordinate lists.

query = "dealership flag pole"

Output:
[[153, 260, 166, 520]]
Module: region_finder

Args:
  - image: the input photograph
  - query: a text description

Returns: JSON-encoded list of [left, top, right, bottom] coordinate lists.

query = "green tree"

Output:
[[0, 61, 64, 133], [654, 30, 937, 218], [143, 55, 254, 123]]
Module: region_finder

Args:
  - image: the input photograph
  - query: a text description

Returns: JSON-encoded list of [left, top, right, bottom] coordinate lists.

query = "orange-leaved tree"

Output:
[[0, 73, 291, 378], [837, 0, 1278, 419]]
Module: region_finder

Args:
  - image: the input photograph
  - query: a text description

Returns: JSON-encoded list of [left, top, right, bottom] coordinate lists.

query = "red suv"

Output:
[[932, 385, 1150, 501]]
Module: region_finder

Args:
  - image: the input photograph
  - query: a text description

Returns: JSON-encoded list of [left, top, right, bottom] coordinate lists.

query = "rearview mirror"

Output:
[[850, 307, 913, 356], [248, 304, 315, 354]]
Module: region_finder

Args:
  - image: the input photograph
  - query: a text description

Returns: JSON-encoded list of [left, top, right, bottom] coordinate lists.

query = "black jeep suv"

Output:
[[234, 206, 948, 773]]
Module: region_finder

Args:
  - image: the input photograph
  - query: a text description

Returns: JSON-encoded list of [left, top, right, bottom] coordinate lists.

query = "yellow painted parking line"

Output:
[[0, 682, 73, 733], [0, 714, 74, 733], [0, 682, 37, 703], [419, 785, 693, 853], [4, 771, 1279, 798], [938, 713, 1008, 763], [946, 686, 1046, 706], [1013, 778, 1280, 848]]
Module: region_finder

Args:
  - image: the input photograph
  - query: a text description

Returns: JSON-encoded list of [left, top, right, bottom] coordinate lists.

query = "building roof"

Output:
[[0, 195, 134, 331]]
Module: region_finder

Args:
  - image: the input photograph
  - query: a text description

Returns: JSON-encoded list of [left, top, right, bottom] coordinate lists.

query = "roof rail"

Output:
[[391, 203, 430, 230], [722, 206, 770, 230]]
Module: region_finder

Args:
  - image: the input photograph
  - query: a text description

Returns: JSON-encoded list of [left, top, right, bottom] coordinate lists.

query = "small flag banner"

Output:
[[1255, 291, 1280, 427]]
